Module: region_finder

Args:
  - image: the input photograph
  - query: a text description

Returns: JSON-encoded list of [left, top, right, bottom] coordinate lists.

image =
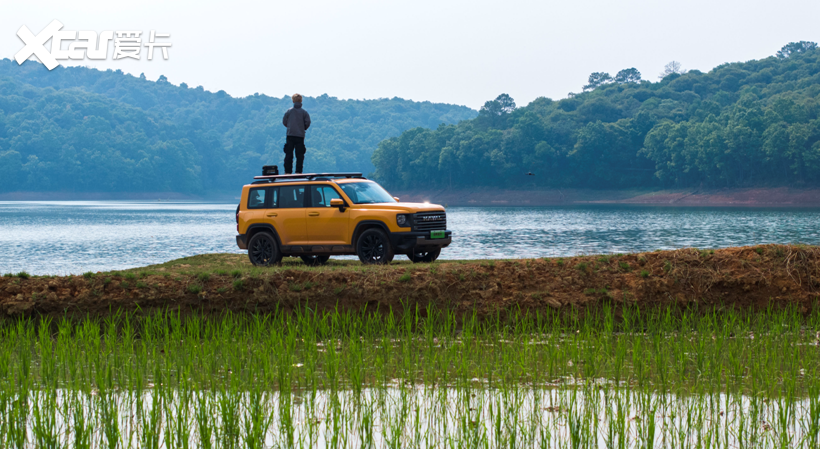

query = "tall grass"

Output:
[[0, 303, 817, 448]]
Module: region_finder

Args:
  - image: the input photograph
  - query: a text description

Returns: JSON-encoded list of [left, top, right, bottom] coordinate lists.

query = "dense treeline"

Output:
[[0, 60, 475, 193], [373, 42, 820, 190]]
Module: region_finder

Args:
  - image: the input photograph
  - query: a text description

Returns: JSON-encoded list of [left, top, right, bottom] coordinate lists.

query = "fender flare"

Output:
[[351, 220, 391, 247], [246, 224, 283, 248]]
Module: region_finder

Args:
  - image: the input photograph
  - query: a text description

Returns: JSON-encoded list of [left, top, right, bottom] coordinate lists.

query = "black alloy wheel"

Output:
[[247, 232, 282, 266], [408, 248, 441, 263], [300, 255, 330, 266], [356, 229, 395, 265]]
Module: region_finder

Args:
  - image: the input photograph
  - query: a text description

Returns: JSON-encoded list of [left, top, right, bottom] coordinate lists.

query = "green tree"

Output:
[[776, 41, 818, 59], [477, 94, 516, 128], [614, 68, 641, 84], [495, 93, 516, 113], [583, 72, 612, 91]]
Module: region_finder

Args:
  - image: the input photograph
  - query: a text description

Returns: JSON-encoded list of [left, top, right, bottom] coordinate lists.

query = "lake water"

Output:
[[1, 201, 819, 275]]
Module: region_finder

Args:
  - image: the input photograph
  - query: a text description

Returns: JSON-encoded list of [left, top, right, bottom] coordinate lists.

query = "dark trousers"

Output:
[[283, 136, 306, 174]]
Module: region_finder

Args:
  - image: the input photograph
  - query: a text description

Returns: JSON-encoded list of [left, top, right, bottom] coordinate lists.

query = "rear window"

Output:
[[247, 188, 267, 209], [279, 185, 306, 208], [246, 187, 278, 209]]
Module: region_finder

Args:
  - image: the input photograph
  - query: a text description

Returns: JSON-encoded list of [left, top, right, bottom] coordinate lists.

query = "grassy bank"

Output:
[[1, 245, 819, 319]]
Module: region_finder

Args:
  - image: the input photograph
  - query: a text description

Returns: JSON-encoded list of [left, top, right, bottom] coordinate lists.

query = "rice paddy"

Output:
[[0, 303, 818, 448]]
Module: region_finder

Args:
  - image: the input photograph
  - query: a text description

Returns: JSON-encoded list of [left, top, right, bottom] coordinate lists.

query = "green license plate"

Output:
[[430, 230, 445, 239]]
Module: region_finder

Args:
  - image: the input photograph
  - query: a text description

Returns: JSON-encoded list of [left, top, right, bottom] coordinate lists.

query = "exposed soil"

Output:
[[2, 245, 819, 320], [393, 187, 820, 207]]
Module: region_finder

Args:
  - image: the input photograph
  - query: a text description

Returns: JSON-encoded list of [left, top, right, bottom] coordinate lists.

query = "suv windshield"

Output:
[[339, 181, 396, 204]]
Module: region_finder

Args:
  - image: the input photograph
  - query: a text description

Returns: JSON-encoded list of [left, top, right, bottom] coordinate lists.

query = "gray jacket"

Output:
[[282, 103, 311, 138]]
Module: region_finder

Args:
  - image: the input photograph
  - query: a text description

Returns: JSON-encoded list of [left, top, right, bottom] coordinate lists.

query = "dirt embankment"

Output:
[[393, 187, 820, 207], [1, 245, 819, 319]]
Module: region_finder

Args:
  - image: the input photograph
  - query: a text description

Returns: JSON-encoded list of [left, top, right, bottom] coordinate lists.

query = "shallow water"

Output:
[[11, 386, 818, 449], [1, 201, 819, 275]]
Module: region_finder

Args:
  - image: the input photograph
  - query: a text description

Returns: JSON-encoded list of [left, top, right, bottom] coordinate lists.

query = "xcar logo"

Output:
[[15, 20, 172, 70]]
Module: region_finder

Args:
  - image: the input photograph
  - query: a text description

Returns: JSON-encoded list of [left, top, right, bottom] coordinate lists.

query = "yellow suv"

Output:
[[235, 172, 451, 265]]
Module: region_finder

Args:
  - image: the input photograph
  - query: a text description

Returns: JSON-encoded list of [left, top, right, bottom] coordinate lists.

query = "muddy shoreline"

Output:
[[1, 245, 818, 319]]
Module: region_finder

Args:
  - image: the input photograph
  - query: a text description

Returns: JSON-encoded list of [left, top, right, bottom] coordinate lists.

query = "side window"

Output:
[[269, 187, 278, 208], [279, 185, 306, 208], [247, 188, 266, 209], [310, 185, 342, 207]]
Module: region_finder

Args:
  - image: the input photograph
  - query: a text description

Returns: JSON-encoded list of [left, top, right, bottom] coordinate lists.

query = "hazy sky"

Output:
[[3, 0, 819, 109]]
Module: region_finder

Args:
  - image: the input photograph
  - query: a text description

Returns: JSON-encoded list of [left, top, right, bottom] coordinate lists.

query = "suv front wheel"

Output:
[[248, 232, 283, 266], [356, 228, 394, 265]]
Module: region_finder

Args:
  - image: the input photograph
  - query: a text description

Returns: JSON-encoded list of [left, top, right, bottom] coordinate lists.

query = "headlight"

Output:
[[396, 214, 409, 227]]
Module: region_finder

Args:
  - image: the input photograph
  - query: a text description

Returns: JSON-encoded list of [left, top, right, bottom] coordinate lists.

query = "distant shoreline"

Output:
[[392, 187, 820, 207], [0, 191, 237, 202], [1, 187, 819, 206]]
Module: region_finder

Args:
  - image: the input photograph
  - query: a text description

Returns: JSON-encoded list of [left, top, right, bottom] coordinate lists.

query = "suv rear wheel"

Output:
[[356, 228, 394, 264], [300, 255, 330, 266], [248, 232, 282, 266], [408, 249, 441, 263]]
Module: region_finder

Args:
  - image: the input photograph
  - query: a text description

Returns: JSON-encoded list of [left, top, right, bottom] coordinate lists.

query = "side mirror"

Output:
[[393, 197, 400, 202], [330, 198, 346, 211]]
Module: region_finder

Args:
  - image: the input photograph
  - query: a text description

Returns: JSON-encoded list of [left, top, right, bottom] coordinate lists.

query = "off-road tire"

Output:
[[408, 248, 441, 263], [356, 229, 394, 265], [247, 232, 282, 266], [300, 255, 330, 266]]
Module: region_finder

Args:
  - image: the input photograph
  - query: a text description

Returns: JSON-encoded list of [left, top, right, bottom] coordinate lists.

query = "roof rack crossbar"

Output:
[[253, 172, 365, 181]]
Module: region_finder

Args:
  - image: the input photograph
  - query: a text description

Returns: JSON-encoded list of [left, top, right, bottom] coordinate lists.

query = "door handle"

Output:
[[266, 212, 278, 217], [308, 212, 320, 217]]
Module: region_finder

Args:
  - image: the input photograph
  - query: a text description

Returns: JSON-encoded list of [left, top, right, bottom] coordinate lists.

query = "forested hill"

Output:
[[373, 42, 820, 190], [0, 60, 476, 193]]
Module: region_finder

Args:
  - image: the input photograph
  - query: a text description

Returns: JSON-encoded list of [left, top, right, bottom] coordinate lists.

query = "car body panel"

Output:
[[306, 207, 349, 244], [274, 208, 308, 245]]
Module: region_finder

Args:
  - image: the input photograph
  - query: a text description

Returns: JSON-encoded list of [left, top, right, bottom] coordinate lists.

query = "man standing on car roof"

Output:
[[282, 93, 311, 174]]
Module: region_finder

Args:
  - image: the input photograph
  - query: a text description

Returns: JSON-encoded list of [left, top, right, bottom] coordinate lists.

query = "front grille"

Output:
[[413, 212, 447, 231]]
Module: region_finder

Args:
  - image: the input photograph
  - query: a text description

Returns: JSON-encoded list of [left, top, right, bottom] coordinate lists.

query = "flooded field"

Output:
[[1, 305, 818, 448]]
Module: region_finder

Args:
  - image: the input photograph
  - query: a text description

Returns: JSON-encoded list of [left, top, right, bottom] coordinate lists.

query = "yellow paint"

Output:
[[306, 206, 349, 244], [274, 208, 308, 245]]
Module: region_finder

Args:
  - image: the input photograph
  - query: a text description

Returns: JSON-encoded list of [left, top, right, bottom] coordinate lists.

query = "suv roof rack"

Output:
[[252, 172, 365, 182]]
